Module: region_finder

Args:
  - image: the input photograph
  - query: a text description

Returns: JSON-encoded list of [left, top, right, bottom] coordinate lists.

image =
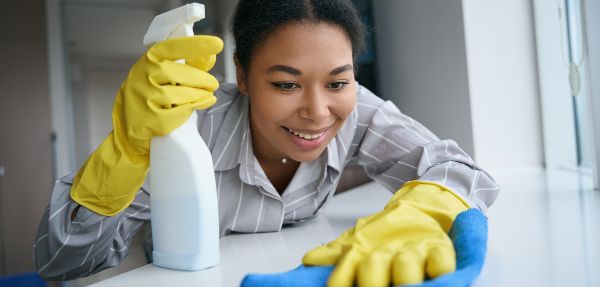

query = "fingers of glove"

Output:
[[327, 247, 364, 287], [303, 243, 344, 266], [148, 35, 224, 62], [145, 88, 216, 136], [149, 85, 216, 110], [144, 101, 208, 137], [357, 251, 393, 287], [150, 61, 219, 92], [425, 245, 456, 279], [303, 227, 355, 266], [187, 54, 217, 71], [336, 226, 356, 242], [391, 250, 426, 286]]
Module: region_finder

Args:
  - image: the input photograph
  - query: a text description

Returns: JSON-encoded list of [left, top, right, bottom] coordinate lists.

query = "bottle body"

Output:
[[149, 112, 220, 271]]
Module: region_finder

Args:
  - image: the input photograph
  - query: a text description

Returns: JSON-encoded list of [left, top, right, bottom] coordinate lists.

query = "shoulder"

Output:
[[353, 83, 390, 126], [196, 82, 248, 145], [211, 82, 242, 112], [356, 83, 385, 107], [215, 82, 241, 98], [335, 83, 387, 155]]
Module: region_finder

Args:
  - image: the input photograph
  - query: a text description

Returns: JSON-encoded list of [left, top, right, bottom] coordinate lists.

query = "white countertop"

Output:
[[91, 169, 600, 287]]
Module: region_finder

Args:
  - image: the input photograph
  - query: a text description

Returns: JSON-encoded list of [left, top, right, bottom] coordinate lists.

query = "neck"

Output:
[[254, 148, 297, 167]]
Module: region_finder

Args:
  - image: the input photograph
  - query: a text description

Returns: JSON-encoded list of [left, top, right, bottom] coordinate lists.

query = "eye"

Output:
[[327, 81, 350, 90], [272, 82, 300, 91]]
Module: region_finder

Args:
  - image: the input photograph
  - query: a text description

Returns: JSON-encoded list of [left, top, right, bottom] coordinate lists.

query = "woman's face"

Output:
[[236, 22, 357, 164]]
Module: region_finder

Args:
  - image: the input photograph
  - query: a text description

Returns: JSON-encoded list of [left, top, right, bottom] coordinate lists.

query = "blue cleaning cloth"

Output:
[[240, 209, 487, 287], [0, 272, 47, 287], [241, 265, 335, 287]]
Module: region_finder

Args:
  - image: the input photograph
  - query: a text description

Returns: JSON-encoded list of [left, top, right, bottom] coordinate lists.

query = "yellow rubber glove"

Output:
[[70, 36, 224, 216], [302, 180, 470, 287]]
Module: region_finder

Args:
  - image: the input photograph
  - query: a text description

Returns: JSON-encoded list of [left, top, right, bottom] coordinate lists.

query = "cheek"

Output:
[[333, 92, 357, 120], [252, 96, 291, 126]]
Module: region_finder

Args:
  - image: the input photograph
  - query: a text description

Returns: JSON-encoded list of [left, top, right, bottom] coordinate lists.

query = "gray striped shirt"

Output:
[[33, 83, 499, 280]]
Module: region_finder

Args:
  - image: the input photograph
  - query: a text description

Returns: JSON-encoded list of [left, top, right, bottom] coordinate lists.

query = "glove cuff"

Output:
[[386, 181, 471, 232], [70, 131, 149, 216]]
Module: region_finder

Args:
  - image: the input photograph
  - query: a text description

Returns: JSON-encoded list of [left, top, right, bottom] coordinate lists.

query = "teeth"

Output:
[[287, 127, 323, 140]]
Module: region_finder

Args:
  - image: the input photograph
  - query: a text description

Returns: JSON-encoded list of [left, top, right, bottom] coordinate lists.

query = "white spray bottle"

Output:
[[142, 3, 220, 271]]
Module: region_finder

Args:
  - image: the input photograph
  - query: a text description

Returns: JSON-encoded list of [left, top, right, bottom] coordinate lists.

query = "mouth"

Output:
[[281, 124, 333, 151], [283, 126, 330, 140]]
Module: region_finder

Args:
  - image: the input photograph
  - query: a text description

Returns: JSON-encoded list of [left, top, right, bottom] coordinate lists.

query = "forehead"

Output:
[[250, 21, 353, 69]]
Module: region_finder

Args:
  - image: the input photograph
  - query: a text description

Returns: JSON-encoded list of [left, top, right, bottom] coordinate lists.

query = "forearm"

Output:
[[70, 132, 149, 216], [34, 174, 150, 280], [349, 93, 500, 211], [362, 139, 499, 212]]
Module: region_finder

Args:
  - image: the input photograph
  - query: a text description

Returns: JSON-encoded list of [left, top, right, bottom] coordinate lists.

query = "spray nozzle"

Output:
[[143, 3, 205, 47]]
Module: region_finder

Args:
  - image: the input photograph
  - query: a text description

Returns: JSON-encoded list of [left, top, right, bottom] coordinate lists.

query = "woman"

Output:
[[34, 0, 499, 286]]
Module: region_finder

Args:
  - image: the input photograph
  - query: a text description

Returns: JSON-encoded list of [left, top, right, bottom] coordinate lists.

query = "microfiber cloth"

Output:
[[240, 209, 487, 287]]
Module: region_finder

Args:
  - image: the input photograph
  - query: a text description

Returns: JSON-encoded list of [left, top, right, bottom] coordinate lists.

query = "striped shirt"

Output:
[[33, 83, 499, 280]]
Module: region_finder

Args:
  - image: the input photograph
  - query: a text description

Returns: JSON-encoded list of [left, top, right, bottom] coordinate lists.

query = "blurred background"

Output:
[[0, 0, 599, 285]]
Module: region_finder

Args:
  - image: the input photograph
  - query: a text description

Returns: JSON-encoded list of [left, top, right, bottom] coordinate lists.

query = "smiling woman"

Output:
[[33, 0, 500, 286], [237, 22, 357, 188]]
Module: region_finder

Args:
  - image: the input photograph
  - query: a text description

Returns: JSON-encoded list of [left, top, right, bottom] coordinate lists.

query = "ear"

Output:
[[234, 54, 248, 95]]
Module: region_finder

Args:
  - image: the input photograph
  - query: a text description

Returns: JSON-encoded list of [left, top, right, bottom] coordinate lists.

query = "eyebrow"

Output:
[[329, 64, 353, 76], [267, 65, 301, 75], [266, 64, 354, 76]]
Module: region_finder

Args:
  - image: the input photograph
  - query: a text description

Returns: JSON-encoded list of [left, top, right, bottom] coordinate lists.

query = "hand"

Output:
[[70, 36, 223, 216], [404, 209, 487, 287], [114, 35, 223, 155], [302, 182, 469, 287], [240, 209, 487, 287]]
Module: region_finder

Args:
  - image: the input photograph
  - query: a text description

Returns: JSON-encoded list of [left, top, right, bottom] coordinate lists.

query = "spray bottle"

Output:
[[142, 3, 220, 271]]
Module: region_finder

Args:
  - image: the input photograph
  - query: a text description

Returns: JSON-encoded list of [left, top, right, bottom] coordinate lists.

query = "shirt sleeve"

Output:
[[350, 84, 499, 212], [33, 173, 150, 281]]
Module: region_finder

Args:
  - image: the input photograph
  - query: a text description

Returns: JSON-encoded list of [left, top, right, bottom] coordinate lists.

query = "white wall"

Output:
[[531, 0, 599, 174], [462, 0, 544, 171], [583, 0, 600, 187], [372, 0, 475, 157], [373, 0, 544, 172]]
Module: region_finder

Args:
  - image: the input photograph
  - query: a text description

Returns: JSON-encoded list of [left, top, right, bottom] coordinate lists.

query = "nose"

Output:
[[299, 86, 330, 121]]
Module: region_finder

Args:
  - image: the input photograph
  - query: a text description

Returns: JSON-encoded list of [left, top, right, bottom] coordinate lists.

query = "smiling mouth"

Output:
[[283, 126, 328, 140]]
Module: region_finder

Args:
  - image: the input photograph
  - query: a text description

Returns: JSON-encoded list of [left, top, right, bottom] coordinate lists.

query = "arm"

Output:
[[33, 173, 150, 281], [33, 36, 224, 280], [350, 85, 499, 211]]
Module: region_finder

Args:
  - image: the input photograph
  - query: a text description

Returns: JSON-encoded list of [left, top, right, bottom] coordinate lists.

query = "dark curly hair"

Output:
[[231, 0, 366, 73]]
